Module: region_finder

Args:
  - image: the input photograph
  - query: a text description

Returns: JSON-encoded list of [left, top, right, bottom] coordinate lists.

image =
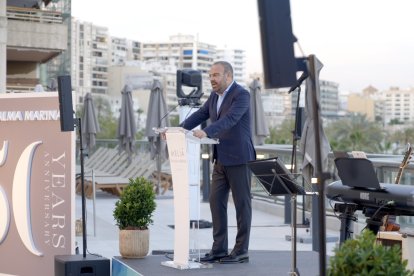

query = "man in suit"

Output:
[[181, 61, 256, 264]]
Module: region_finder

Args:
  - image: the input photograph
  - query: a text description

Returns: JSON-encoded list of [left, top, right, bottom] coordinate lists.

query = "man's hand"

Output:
[[160, 132, 166, 140], [193, 129, 207, 139]]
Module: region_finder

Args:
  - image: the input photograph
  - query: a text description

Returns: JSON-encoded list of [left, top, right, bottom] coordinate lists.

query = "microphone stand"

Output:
[[155, 103, 179, 194], [289, 83, 309, 228], [290, 85, 301, 174]]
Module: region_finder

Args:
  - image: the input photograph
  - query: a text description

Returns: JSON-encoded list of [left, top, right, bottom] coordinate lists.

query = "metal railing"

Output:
[[7, 6, 63, 24], [82, 140, 414, 229], [253, 144, 414, 229]]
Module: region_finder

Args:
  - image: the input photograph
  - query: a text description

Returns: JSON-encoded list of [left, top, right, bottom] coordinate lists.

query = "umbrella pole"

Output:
[[157, 152, 161, 195]]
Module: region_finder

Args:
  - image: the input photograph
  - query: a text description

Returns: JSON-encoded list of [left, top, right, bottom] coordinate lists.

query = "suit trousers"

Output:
[[210, 162, 252, 255]]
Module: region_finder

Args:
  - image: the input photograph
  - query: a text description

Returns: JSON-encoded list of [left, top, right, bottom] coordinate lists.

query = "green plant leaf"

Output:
[[113, 177, 156, 230]]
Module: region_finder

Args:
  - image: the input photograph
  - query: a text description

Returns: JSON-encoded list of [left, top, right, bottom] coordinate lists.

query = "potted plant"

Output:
[[328, 229, 413, 276], [113, 176, 156, 258]]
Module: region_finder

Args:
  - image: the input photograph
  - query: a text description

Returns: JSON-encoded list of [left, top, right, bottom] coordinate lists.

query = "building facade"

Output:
[[382, 87, 414, 124], [4, 0, 68, 93], [71, 19, 110, 100], [216, 48, 247, 86]]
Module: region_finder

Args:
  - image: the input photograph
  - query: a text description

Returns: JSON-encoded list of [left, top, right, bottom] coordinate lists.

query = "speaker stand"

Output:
[[55, 118, 110, 275], [77, 117, 88, 257]]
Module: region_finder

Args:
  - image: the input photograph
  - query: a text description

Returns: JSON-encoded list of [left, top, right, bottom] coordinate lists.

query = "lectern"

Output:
[[155, 127, 218, 269]]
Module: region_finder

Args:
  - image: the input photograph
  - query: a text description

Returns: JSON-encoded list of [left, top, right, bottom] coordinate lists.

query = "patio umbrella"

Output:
[[81, 93, 101, 151], [249, 79, 269, 145], [47, 78, 57, 91], [299, 55, 332, 276], [117, 84, 137, 161], [299, 57, 331, 185], [145, 80, 169, 192]]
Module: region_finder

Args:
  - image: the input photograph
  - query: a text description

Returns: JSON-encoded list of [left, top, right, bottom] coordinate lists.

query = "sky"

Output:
[[72, 0, 414, 93]]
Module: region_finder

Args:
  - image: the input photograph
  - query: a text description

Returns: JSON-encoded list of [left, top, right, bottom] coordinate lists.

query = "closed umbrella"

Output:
[[299, 55, 331, 272], [145, 79, 169, 192], [249, 79, 269, 145], [82, 92, 100, 151], [299, 57, 331, 184], [47, 78, 57, 91], [117, 84, 137, 161]]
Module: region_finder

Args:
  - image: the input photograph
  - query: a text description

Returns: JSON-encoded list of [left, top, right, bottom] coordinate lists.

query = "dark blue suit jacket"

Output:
[[181, 82, 256, 166]]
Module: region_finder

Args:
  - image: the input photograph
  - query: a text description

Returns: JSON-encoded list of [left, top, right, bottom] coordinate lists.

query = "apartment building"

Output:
[[319, 80, 340, 119], [71, 19, 109, 98], [3, 0, 68, 93], [216, 48, 247, 86], [142, 34, 216, 93], [110, 37, 128, 66], [347, 86, 380, 121], [382, 86, 414, 124], [290, 80, 340, 120], [262, 88, 292, 128], [142, 34, 216, 75]]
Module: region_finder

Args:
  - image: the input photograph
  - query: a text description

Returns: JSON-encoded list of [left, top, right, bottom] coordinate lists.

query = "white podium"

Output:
[[156, 127, 218, 269]]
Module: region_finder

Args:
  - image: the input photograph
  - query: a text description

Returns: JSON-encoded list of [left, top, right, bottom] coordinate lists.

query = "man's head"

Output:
[[209, 61, 234, 94]]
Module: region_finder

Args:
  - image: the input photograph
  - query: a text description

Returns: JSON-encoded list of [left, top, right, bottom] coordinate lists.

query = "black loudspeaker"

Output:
[[257, 0, 297, 89], [57, 75, 75, 131], [295, 107, 305, 138], [54, 255, 110, 276]]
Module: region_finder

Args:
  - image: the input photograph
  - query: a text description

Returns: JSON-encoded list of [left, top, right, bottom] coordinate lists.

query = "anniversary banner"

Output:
[[0, 92, 75, 276]]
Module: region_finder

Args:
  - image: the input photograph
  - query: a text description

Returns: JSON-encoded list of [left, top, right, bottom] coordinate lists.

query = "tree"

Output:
[[390, 127, 414, 146], [94, 96, 117, 140], [265, 118, 294, 144], [325, 113, 385, 153]]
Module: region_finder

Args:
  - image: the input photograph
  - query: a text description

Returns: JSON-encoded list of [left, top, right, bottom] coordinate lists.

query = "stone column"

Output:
[[0, 0, 6, 93]]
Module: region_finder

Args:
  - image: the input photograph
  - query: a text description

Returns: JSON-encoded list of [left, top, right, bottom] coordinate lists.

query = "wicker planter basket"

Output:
[[119, 229, 149, 258]]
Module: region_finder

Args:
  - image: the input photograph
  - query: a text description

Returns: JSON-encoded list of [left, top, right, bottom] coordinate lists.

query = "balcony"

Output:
[[5, 6, 68, 92], [6, 6, 67, 63]]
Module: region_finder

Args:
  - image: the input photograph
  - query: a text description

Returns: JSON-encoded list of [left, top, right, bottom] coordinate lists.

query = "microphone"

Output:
[[179, 106, 195, 129], [288, 72, 308, 93], [158, 103, 179, 129]]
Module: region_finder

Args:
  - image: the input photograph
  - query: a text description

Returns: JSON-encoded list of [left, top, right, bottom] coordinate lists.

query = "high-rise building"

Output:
[[319, 80, 340, 119], [382, 87, 414, 124], [71, 19, 109, 98], [141, 34, 217, 109], [127, 40, 142, 61], [142, 34, 216, 75], [290, 80, 340, 121], [110, 36, 128, 65], [216, 48, 247, 86]]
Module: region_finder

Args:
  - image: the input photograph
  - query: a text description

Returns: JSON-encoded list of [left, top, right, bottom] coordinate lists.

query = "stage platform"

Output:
[[112, 250, 322, 276]]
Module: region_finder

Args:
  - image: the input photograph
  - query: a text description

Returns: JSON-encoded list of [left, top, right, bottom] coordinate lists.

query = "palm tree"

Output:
[[325, 113, 385, 153]]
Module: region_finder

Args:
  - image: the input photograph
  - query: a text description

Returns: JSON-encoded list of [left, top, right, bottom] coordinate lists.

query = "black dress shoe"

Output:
[[200, 251, 228, 263], [219, 252, 249, 264]]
